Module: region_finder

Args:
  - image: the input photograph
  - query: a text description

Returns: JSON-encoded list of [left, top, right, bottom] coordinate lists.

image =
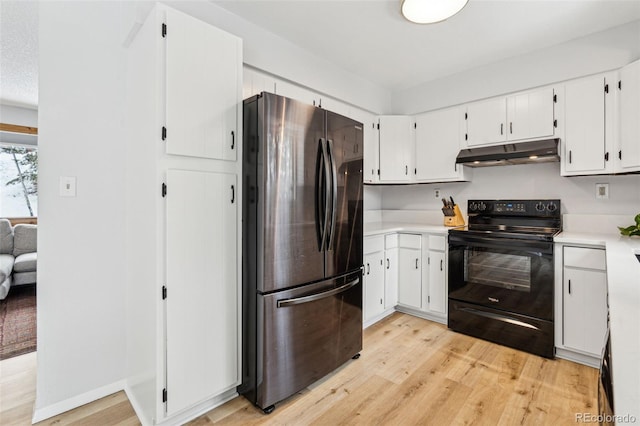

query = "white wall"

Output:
[[35, 0, 127, 418], [392, 20, 640, 114], [380, 163, 640, 231]]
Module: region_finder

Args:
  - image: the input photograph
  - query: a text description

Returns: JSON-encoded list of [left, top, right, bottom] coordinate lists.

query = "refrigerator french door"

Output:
[[241, 92, 363, 412]]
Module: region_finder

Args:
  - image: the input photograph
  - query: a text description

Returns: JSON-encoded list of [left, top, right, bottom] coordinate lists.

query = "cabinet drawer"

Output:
[[398, 233, 421, 249], [564, 246, 606, 271], [385, 233, 398, 249], [428, 235, 447, 251], [364, 235, 385, 254]]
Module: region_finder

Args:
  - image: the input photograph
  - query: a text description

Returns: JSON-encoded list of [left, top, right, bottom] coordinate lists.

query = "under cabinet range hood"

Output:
[[456, 138, 560, 167]]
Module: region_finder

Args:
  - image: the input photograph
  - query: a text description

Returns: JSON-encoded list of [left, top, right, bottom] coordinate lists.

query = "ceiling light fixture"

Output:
[[401, 0, 469, 24]]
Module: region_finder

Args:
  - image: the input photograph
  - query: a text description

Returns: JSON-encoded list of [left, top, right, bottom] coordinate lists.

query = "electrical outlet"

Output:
[[434, 189, 441, 199], [596, 183, 609, 199]]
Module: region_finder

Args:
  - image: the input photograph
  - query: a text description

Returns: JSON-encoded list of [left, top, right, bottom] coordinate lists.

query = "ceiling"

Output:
[[1, 0, 640, 108]]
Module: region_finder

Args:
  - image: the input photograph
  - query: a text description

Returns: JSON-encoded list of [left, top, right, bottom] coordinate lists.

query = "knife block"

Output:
[[444, 204, 465, 227]]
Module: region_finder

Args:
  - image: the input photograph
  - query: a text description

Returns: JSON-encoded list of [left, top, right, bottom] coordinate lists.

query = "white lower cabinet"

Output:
[[363, 235, 386, 321], [427, 235, 447, 316], [397, 234, 422, 309], [555, 244, 608, 367], [384, 237, 399, 311]]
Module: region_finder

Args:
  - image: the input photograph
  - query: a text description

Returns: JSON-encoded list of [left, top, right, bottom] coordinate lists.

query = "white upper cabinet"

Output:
[[414, 106, 470, 183], [378, 116, 414, 182], [350, 109, 379, 183], [506, 88, 555, 141], [464, 87, 555, 147], [165, 8, 241, 161], [562, 73, 616, 176], [617, 60, 640, 173], [465, 97, 507, 146]]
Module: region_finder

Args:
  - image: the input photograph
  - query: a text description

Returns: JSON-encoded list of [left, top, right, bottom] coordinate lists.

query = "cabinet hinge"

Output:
[[161, 183, 167, 198], [162, 388, 167, 403], [553, 94, 557, 103], [553, 119, 558, 128], [162, 126, 167, 141], [605, 152, 609, 162], [604, 84, 609, 94], [618, 80, 622, 90], [162, 23, 167, 38], [464, 133, 468, 141], [162, 286, 167, 300]]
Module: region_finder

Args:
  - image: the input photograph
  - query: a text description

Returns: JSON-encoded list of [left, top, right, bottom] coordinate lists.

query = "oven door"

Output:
[[448, 233, 554, 320]]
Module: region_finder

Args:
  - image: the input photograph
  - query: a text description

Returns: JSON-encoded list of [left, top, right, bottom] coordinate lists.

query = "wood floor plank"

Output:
[[1, 313, 598, 425]]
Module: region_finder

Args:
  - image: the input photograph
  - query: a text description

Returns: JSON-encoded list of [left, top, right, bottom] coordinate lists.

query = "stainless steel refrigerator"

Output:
[[240, 92, 363, 413]]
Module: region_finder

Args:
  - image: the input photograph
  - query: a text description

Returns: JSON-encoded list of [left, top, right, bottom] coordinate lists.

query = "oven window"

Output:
[[464, 249, 531, 292]]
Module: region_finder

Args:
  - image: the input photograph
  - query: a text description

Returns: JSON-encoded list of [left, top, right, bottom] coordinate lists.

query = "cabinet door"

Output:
[[165, 169, 238, 416], [384, 248, 398, 309], [364, 251, 385, 321], [398, 248, 421, 309], [165, 8, 241, 161], [506, 88, 555, 141], [619, 60, 640, 172], [415, 107, 463, 181], [353, 109, 379, 184], [378, 116, 413, 181], [563, 268, 608, 356], [564, 75, 608, 174], [465, 97, 507, 146], [428, 250, 446, 315]]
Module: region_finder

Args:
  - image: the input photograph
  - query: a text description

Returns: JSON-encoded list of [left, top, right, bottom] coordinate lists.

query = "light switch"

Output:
[[59, 176, 77, 197]]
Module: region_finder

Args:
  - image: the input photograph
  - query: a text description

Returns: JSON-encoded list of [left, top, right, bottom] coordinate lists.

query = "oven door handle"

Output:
[[458, 306, 540, 330], [448, 234, 553, 255]]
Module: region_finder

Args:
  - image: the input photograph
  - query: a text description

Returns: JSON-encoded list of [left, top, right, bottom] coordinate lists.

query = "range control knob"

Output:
[[547, 202, 558, 212], [478, 202, 487, 211], [535, 202, 546, 212], [469, 202, 478, 212]]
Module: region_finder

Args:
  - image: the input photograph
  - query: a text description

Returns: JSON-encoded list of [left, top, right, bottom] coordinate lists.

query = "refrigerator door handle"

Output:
[[326, 139, 338, 250], [320, 138, 332, 251], [316, 139, 328, 251], [276, 277, 360, 308]]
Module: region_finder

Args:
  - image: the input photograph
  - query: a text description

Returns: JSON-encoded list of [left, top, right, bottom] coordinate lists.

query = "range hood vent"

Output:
[[456, 138, 560, 167]]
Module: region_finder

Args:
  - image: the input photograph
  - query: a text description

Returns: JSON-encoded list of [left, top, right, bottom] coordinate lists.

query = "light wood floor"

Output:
[[0, 313, 597, 425]]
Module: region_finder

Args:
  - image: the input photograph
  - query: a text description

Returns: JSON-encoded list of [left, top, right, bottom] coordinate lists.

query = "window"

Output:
[[0, 145, 38, 217]]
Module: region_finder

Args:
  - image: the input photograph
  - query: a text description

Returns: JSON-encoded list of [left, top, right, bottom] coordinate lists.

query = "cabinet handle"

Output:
[[415, 258, 419, 269], [366, 263, 370, 275], [619, 150, 622, 160], [569, 150, 572, 164], [231, 185, 235, 204], [231, 130, 235, 150], [500, 123, 503, 135], [568, 279, 571, 294], [440, 259, 443, 271], [386, 258, 390, 269], [509, 122, 513, 134], [405, 165, 408, 175]]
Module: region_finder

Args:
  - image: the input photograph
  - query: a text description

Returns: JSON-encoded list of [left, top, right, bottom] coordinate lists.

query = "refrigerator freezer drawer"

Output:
[[254, 270, 363, 409]]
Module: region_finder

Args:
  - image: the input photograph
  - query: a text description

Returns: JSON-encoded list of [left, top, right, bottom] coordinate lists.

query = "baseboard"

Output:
[[32, 379, 126, 423], [395, 306, 447, 325], [555, 347, 601, 368], [124, 383, 153, 426], [363, 308, 395, 329]]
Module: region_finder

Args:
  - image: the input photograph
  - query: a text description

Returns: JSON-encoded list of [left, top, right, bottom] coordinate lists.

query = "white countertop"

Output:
[[364, 222, 454, 236], [555, 231, 640, 420]]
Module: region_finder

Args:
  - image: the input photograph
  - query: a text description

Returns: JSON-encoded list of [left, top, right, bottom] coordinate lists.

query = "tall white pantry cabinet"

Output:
[[124, 4, 242, 425]]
